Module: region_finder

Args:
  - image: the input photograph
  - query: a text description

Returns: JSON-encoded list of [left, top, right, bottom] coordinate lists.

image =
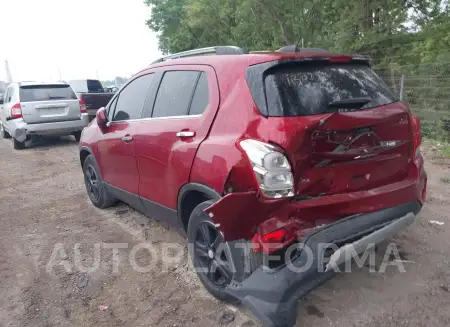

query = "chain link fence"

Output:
[[376, 70, 450, 140]]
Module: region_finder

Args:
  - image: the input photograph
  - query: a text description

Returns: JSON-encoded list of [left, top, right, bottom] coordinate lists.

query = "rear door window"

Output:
[[188, 72, 209, 115], [152, 71, 200, 118], [19, 85, 78, 102], [261, 63, 397, 116]]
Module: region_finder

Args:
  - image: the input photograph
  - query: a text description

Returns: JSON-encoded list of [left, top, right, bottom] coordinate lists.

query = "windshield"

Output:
[[19, 85, 78, 102], [263, 63, 398, 116]]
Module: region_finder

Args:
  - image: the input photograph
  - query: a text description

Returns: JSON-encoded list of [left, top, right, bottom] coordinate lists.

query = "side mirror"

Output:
[[96, 107, 107, 129], [0, 96, 4, 105]]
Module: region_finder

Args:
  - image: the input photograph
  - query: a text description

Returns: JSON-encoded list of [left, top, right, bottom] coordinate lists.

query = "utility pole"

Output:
[[4, 60, 12, 83]]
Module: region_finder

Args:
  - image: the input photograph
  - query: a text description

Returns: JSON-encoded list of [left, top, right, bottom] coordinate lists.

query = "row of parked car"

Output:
[[1, 45, 428, 327], [0, 79, 115, 149]]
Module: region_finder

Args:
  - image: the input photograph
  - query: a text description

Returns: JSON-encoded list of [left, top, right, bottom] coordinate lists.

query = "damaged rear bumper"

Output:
[[225, 201, 421, 327], [8, 115, 89, 142]]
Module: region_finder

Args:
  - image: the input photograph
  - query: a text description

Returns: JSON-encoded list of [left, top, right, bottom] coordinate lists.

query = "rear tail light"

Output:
[[10, 103, 23, 119], [252, 227, 296, 254], [79, 98, 87, 113], [239, 139, 294, 198]]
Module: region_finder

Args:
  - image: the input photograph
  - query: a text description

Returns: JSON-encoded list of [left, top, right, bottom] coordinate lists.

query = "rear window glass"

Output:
[[86, 79, 104, 93], [263, 63, 398, 116], [19, 85, 78, 102]]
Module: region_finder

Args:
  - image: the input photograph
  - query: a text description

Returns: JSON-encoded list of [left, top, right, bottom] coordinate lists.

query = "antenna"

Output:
[[294, 36, 304, 52]]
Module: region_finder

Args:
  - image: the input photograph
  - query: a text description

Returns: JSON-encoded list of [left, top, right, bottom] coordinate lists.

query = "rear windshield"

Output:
[[19, 85, 78, 102], [67, 79, 104, 93], [262, 63, 398, 116], [86, 79, 104, 93]]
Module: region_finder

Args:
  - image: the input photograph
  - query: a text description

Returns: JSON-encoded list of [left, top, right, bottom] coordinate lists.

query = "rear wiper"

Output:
[[327, 97, 372, 111]]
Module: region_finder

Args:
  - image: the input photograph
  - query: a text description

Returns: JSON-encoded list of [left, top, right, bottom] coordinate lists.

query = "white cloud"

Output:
[[0, 0, 162, 81]]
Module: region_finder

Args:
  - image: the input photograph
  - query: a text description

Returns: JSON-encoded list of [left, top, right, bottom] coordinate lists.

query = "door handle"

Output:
[[122, 135, 133, 142], [176, 131, 195, 137]]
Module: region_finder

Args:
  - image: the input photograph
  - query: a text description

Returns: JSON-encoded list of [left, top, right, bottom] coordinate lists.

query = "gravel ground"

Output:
[[0, 136, 449, 327]]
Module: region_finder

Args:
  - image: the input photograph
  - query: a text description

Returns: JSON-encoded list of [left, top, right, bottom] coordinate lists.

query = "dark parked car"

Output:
[[79, 46, 427, 327], [63, 79, 114, 120]]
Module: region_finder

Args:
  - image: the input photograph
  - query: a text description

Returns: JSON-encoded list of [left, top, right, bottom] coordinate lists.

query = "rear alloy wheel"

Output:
[[195, 222, 234, 287], [188, 201, 238, 303], [0, 123, 11, 139], [83, 154, 116, 208], [13, 138, 26, 150]]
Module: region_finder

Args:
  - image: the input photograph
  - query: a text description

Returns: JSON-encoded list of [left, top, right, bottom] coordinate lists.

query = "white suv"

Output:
[[0, 82, 89, 149]]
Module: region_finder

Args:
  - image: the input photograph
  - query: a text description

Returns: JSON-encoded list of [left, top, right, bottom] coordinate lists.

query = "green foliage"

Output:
[[144, 0, 450, 139], [144, 0, 448, 53]]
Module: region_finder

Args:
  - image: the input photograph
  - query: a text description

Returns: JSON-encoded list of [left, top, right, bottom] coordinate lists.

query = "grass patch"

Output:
[[440, 144, 450, 158], [424, 138, 450, 158]]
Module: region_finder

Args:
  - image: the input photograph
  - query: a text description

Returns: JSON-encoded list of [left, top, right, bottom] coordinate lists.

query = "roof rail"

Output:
[[150, 46, 249, 65], [278, 45, 329, 52]]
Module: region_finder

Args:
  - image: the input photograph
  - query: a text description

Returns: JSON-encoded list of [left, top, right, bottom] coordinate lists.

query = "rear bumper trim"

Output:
[[7, 114, 89, 141], [226, 201, 421, 327], [325, 212, 414, 271]]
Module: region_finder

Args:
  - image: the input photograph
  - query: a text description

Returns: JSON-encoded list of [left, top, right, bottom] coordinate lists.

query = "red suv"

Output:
[[79, 46, 427, 327]]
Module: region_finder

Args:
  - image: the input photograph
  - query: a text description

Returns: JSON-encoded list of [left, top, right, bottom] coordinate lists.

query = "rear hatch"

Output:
[[20, 84, 81, 124], [247, 58, 412, 197]]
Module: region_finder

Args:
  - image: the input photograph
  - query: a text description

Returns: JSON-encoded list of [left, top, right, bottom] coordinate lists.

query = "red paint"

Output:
[[97, 121, 140, 195], [134, 65, 220, 209], [80, 50, 427, 247]]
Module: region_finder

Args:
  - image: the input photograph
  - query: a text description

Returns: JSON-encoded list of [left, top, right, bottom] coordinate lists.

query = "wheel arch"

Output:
[[79, 146, 92, 169], [177, 183, 221, 232], [79, 146, 105, 180]]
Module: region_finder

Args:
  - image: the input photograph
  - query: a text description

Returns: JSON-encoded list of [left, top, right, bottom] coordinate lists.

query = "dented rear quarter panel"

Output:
[[189, 56, 427, 243]]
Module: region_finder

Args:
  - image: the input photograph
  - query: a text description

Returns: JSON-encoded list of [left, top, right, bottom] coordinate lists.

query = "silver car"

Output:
[[0, 81, 89, 149]]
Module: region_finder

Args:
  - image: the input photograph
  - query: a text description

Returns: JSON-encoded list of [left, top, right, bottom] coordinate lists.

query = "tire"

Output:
[[187, 200, 262, 303], [1, 123, 11, 139], [73, 131, 82, 142], [13, 138, 26, 150], [83, 154, 117, 208]]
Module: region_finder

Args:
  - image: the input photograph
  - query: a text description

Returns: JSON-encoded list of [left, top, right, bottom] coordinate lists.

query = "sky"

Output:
[[0, 0, 162, 82]]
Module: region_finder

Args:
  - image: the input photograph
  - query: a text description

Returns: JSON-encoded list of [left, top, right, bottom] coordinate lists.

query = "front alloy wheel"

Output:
[[84, 164, 100, 202]]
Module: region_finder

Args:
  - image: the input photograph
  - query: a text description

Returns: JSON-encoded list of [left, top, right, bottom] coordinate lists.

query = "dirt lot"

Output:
[[0, 136, 449, 327]]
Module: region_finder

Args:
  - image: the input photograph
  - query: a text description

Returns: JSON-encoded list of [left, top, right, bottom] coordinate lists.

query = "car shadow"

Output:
[[25, 136, 78, 150]]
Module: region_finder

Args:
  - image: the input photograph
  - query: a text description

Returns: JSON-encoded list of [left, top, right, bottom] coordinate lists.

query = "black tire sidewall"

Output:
[[73, 131, 82, 142], [1, 124, 11, 139], [13, 138, 25, 150], [83, 155, 115, 208], [187, 200, 239, 303]]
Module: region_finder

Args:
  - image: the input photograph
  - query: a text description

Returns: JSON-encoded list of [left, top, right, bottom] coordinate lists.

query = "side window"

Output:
[[189, 72, 209, 115], [112, 74, 154, 121], [152, 71, 200, 118], [107, 97, 118, 121]]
